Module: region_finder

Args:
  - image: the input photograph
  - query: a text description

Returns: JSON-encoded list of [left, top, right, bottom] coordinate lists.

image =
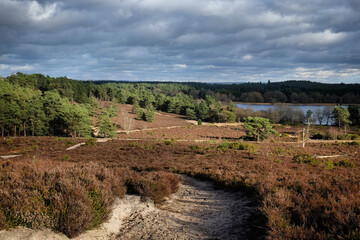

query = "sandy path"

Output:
[[115, 176, 258, 240], [0, 176, 260, 240]]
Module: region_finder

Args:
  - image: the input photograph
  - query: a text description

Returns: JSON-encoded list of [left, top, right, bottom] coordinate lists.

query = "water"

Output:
[[235, 103, 347, 125], [235, 103, 338, 113]]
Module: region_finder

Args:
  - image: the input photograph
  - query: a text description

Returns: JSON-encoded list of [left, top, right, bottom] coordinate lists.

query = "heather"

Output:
[[1, 135, 359, 239]]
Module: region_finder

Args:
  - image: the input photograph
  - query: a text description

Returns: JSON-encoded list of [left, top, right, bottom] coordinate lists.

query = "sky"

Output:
[[0, 0, 360, 83]]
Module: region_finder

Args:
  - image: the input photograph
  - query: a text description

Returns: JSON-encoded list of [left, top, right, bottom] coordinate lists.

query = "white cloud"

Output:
[[275, 29, 346, 48], [242, 55, 253, 61], [293, 67, 360, 80], [173, 64, 187, 68], [28, 1, 57, 21], [0, 64, 33, 71]]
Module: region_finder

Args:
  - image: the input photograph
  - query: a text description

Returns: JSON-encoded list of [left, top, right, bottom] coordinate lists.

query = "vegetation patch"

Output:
[[293, 153, 320, 166], [335, 159, 355, 168]]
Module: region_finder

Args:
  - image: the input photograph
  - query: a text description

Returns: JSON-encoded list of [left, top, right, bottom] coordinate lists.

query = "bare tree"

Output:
[[323, 106, 334, 125], [314, 108, 325, 125], [120, 108, 133, 134]]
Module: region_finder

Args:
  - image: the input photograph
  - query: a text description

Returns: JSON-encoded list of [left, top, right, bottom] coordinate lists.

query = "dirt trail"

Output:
[[0, 176, 262, 240]]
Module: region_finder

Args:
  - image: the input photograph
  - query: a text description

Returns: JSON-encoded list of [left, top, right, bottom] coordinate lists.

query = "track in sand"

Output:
[[0, 176, 265, 240]]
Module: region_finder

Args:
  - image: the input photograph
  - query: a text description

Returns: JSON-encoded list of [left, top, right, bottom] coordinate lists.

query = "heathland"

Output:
[[0, 73, 359, 239]]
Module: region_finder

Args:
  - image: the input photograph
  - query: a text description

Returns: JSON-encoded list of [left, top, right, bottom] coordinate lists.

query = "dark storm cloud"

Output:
[[0, 0, 359, 82]]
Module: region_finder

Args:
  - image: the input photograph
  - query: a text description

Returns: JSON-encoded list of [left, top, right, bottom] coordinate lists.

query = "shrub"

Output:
[[4, 138, 13, 145], [280, 133, 289, 138], [163, 140, 174, 146], [273, 146, 285, 155], [324, 160, 334, 170], [87, 189, 110, 229], [140, 172, 180, 203], [190, 145, 203, 150], [337, 141, 360, 147], [197, 119, 202, 125], [340, 134, 360, 140], [293, 153, 320, 166], [85, 138, 97, 146], [218, 141, 258, 153], [0, 162, 127, 238], [218, 140, 230, 151], [335, 159, 355, 168]]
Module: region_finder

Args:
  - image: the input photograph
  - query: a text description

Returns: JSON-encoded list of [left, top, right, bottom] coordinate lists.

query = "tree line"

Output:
[[1, 73, 359, 137]]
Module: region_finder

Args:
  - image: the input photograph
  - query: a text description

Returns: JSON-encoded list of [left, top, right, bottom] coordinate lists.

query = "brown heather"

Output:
[[0, 136, 359, 239]]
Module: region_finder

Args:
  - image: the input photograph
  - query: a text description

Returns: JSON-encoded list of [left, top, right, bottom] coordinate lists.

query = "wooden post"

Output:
[[302, 128, 306, 148]]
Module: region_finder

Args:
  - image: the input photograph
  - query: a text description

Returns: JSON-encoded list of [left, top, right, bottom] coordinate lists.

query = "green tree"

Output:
[[333, 105, 351, 132], [227, 100, 236, 113], [243, 117, 278, 141], [143, 109, 155, 122], [65, 104, 92, 138], [218, 110, 236, 123], [132, 101, 141, 115], [185, 108, 197, 120], [197, 100, 209, 120], [97, 114, 116, 138]]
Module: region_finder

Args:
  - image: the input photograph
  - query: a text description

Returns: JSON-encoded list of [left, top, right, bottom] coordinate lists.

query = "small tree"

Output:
[[143, 109, 155, 122], [314, 108, 325, 125], [243, 117, 278, 141], [132, 101, 141, 114], [227, 100, 236, 113], [333, 105, 351, 133], [97, 114, 116, 138], [120, 109, 133, 134]]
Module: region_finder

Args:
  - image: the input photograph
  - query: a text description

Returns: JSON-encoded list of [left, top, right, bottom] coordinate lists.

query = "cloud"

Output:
[[173, 64, 187, 69], [0, 0, 359, 83], [28, 1, 57, 21], [0, 64, 34, 72]]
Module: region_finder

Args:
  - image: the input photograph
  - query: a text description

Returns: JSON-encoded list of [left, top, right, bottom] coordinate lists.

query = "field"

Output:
[[0, 105, 359, 239]]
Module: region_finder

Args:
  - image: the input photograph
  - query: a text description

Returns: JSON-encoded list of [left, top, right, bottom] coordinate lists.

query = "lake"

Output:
[[235, 103, 338, 113], [235, 103, 347, 125]]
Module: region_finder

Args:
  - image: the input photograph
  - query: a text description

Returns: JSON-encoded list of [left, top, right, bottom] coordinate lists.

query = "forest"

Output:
[[0, 72, 359, 138]]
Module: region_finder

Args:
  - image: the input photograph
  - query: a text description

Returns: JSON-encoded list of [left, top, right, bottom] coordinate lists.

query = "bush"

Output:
[[218, 141, 258, 153], [324, 160, 334, 170], [0, 162, 126, 238], [4, 138, 13, 145], [219, 140, 230, 151], [197, 119, 202, 125], [335, 159, 355, 168], [340, 134, 360, 140], [273, 146, 285, 155], [293, 153, 320, 166], [190, 145, 203, 150], [85, 138, 97, 146], [337, 141, 360, 147], [163, 140, 174, 146]]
